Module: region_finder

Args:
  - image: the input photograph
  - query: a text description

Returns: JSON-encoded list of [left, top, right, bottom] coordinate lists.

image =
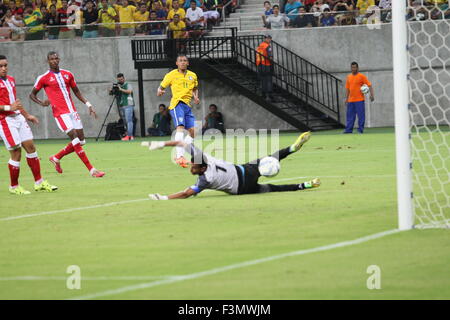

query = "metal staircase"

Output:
[[132, 30, 343, 133]]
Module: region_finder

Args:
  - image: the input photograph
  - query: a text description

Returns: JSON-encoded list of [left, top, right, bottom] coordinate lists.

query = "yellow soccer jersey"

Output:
[[160, 69, 198, 110]]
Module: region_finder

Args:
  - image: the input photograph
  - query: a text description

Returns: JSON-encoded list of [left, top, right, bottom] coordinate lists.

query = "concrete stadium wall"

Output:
[[2, 22, 444, 138]]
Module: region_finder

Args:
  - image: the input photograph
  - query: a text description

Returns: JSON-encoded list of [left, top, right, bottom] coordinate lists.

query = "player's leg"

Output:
[[169, 103, 190, 168], [55, 113, 104, 177], [22, 139, 57, 192], [70, 117, 105, 178], [249, 131, 312, 169], [257, 178, 321, 193], [344, 102, 356, 133], [0, 117, 30, 194], [356, 101, 365, 134], [50, 114, 76, 173]]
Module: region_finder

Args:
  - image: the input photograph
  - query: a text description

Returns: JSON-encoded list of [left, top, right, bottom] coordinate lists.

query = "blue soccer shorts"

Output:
[[169, 101, 196, 129]]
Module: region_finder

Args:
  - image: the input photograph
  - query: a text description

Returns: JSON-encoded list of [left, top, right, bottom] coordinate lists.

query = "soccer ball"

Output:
[[360, 84, 370, 95], [258, 156, 280, 177]]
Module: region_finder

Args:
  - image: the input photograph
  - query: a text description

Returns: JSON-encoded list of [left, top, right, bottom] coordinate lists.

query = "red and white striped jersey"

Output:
[[34, 69, 78, 117], [0, 76, 20, 120]]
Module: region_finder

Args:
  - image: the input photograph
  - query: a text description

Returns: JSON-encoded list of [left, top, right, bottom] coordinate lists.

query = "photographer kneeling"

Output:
[[111, 73, 135, 141]]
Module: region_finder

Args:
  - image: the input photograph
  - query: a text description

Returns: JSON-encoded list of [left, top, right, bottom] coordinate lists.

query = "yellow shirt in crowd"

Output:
[[115, 4, 136, 29]]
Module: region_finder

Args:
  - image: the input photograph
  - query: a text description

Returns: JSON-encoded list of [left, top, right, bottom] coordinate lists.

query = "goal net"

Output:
[[404, 1, 450, 228]]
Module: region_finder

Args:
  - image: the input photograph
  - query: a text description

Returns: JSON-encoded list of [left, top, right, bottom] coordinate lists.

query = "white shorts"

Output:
[[54, 112, 83, 133], [0, 114, 34, 150], [204, 11, 220, 20]]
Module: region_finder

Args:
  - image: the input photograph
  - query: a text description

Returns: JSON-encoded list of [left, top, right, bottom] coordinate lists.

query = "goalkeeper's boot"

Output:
[[290, 131, 311, 153], [34, 180, 58, 192], [9, 186, 31, 195], [175, 156, 190, 168], [303, 178, 321, 189]]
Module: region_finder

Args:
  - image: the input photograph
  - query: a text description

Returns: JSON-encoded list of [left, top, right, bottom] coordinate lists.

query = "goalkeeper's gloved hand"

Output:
[[149, 141, 165, 151], [149, 193, 168, 200]]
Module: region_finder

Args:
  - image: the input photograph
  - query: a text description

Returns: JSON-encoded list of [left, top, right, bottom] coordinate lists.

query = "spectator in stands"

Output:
[[284, 0, 302, 23], [344, 61, 374, 134], [378, 0, 391, 22], [68, 0, 82, 37], [355, 0, 374, 24], [148, 104, 172, 136], [117, 0, 136, 36], [45, 4, 59, 39], [40, 5, 48, 19], [98, 0, 118, 37], [23, 4, 45, 40], [81, 0, 98, 38], [31, 0, 43, 13], [9, 0, 24, 16], [407, 1, 429, 21], [0, 1, 7, 21], [256, 35, 274, 101], [183, 0, 200, 10], [47, 0, 62, 10], [261, 1, 273, 28], [168, 12, 186, 38], [167, 0, 185, 21], [2, 9, 25, 41], [153, 0, 167, 19], [57, 0, 76, 39], [333, 0, 355, 25], [293, 6, 314, 27], [186, 0, 204, 38], [303, 0, 317, 11], [133, 3, 149, 33], [202, 104, 225, 134], [148, 10, 165, 34], [265, 4, 289, 29], [320, 7, 335, 26], [202, 0, 220, 30]]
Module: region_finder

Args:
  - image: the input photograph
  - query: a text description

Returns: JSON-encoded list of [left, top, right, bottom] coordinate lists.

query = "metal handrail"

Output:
[[221, 0, 241, 26]]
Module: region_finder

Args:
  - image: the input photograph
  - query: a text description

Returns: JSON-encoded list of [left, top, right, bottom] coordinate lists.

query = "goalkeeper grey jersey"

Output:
[[188, 144, 240, 195]]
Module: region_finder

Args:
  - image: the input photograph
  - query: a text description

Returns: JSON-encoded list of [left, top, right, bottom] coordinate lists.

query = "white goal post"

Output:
[[393, 0, 450, 230]]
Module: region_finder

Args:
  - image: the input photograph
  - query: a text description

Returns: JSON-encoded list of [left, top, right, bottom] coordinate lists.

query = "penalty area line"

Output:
[[69, 229, 403, 300]]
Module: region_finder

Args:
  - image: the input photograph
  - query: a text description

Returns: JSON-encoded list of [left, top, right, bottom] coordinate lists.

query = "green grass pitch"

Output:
[[0, 128, 448, 299]]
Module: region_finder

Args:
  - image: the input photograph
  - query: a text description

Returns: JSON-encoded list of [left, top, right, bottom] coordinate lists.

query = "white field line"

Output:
[[69, 229, 403, 300], [0, 276, 182, 281], [0, 174, 396, 222]]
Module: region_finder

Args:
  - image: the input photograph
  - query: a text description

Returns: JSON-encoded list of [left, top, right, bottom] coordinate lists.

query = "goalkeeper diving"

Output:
[[146, 132, 320, 200]]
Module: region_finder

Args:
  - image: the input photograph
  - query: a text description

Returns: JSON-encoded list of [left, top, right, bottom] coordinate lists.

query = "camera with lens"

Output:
[[110, 83, 121, 96]]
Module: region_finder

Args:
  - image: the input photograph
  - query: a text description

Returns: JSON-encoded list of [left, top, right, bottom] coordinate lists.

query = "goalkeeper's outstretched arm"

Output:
[[150, 187, 196, 200]]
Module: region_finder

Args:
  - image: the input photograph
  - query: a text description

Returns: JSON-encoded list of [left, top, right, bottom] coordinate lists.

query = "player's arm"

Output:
[[345, 88, 350, 103], [29, 87, 51, 107], [158, 73, 172, 96], [150, 187, 196, 200], [17, 102, 39, 125], [72, 85, 97, 118], [192, 87, 200, 104]]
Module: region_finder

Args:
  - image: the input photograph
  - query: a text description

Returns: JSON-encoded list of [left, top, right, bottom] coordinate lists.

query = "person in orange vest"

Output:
[[256, 34, 274, 101]]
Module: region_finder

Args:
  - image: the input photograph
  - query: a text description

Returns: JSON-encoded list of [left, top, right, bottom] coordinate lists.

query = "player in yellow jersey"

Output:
[[157, 54, 200, 168]]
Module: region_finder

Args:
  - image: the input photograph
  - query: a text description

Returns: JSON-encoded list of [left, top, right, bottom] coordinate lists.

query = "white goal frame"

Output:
[[393, 0, 414, 230]]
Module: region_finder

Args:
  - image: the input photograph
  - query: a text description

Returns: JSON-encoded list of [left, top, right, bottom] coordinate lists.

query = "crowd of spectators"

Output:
[[0, 0, 239, 41], [0, 0, 448, 41], [262, 0, 450, 29]]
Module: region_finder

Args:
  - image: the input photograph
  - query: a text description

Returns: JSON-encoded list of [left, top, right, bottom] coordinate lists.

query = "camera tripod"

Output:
[[95, 94, 124, 141]]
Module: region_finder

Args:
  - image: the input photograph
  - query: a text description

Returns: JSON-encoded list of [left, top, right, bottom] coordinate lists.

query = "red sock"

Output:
[[8, 159, 20, 187], [72, 139, 93, 172], [54, 142, 75, 160], [26, 152, 42, 183]]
